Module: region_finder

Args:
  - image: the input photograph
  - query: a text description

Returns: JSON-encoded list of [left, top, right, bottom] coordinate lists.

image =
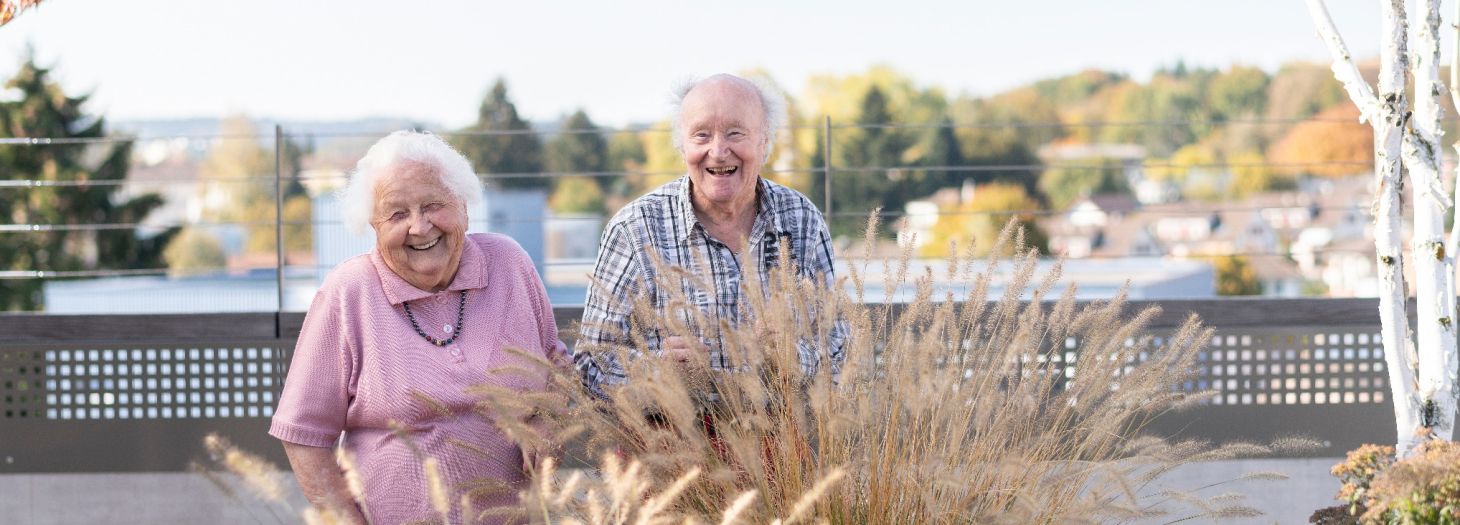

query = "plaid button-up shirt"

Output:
[[574, 175, 846, 398]]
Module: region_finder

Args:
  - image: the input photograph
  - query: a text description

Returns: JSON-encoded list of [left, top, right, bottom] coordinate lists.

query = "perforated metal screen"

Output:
[[3, 343, 289, 422], [0, 303, 1412, 471], [1196, 330, 1388, 406]]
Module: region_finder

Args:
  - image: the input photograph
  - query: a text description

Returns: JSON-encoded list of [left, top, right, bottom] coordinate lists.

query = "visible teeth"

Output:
[[409, 238, 440, 250], [707, 166, 737, 175]]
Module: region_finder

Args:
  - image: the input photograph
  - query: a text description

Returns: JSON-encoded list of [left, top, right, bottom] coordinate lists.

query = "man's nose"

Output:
[[710, 135, 731, 157]]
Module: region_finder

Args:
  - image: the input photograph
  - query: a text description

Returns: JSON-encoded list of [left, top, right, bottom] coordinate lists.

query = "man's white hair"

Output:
[[339, 130, 483, 235], [669, 74, 788, 160]]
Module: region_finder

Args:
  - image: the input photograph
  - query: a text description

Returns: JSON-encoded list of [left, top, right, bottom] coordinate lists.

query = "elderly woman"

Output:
[[270, 131, 566, 524]]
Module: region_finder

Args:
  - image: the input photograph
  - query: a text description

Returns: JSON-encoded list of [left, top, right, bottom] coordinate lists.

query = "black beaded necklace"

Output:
[[402, 290, 467, 347]]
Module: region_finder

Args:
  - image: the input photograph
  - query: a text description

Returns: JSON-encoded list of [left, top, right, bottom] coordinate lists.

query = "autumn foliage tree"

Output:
[[1266, 102, 1373, 178], [0, 0, 42, 26], [922, 182, 1047, 257], [1211, 255, 1262, 296], [180, 116, 311, 267]]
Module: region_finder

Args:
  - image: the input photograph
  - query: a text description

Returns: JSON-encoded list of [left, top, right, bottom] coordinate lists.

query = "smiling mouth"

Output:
[[409, 238, 440, 251], [706, 166, 738, 176]]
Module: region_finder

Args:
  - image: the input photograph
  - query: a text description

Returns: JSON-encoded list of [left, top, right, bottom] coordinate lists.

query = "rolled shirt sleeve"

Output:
[[804, 210, 848, 379], [574, 219, 642, 399]]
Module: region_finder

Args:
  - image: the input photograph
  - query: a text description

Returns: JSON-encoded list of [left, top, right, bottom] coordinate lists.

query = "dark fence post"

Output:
[[823, 116, 833, 218], [274, 124, 285, 333]]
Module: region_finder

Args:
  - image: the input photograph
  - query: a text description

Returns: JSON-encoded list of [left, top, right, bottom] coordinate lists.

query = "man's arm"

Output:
[[805, 211, 848, 379], [575, 220, 644, 398]]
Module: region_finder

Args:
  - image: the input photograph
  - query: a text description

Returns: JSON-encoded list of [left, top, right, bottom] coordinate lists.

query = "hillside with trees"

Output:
[[1, 57, 1399, 309], [472, 61, 1394, 249]]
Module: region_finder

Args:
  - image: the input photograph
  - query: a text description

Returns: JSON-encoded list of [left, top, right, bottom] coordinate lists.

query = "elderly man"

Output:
[[574, 73, 845, 398]]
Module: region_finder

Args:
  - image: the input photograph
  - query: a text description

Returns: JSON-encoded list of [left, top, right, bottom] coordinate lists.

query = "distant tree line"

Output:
[[452, 63, 1372, 251], [1, 56, 1377, 309]]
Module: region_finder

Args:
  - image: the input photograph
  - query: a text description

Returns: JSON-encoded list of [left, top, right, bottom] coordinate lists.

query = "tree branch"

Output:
[[1306, 0, 1382, 121]]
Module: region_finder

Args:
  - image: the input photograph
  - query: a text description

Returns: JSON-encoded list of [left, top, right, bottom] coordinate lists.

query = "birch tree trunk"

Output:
[[1445, 0, 1460, 444], [1407, 0, 1459, 444], [1308, 0, 1424, 456]]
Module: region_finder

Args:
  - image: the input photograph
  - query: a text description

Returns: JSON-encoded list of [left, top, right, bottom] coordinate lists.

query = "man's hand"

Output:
[[664, 336, 716, 403], [663, 336, 708, 364]]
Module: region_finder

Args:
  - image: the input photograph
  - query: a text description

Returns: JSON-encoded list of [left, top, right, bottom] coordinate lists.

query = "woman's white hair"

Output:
[[339, 130, 482, 235], [669, 73, 788, 160]]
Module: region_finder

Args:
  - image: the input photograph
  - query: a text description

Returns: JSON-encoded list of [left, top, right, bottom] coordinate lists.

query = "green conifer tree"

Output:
[[456, 79, 545, 190], [0, 55, 174, 310]]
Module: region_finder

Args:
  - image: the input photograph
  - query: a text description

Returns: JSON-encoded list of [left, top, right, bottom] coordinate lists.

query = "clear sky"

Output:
[[0, 0, 1407, 129]]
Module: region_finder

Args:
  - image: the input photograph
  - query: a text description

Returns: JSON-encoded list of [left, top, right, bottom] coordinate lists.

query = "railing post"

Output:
[[274, 124, 284, 326], [823, 116, 833, 218]]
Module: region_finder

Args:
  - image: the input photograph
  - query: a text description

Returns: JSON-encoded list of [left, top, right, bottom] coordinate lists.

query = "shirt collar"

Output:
[[674, 175, 785, 243], [372, 235, 488, 305]]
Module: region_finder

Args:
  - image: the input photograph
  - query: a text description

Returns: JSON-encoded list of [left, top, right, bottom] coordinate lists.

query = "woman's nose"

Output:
[[408, 213, 431, 235]]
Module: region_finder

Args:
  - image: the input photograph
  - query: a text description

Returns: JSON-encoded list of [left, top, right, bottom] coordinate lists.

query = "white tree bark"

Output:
[[1450, 0, 1460, 261], [1450, 0, 1460, 264], [1308, 0, 1424, 456], [1408, 0, 1459, 444]]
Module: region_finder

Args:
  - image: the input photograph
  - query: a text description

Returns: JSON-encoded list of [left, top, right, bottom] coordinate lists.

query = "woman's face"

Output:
[[370, 164, 468, 292]]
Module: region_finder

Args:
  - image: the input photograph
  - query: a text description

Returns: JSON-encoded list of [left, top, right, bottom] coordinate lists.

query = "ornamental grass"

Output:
[[474, 219, 1289, 524], [200, 220, 1295, 524]]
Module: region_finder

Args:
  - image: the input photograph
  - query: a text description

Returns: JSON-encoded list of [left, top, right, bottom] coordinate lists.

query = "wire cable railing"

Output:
[[0, 247, 1381, 281], [0, 161, 1375, 188], [0, 115, 1367, 145], [0, 202, 1375, 234], [0, 117, 1392, 311]]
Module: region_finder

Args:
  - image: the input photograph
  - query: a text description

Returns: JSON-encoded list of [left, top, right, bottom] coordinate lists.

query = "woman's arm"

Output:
[[281, 441, 368, 525]]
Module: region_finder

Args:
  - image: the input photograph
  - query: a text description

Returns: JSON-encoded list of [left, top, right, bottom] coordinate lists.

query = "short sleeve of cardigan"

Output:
[[268, 264, 361, 447]]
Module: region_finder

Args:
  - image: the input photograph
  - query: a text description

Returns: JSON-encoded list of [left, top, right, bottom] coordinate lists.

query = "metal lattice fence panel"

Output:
[[0, 301, 1409, 472], [0, 313, 294, 473]]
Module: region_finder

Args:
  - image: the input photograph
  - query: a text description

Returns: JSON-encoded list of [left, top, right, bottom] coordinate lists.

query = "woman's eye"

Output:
[[424, 202, 445, 212], [389, 211, 408, 221]]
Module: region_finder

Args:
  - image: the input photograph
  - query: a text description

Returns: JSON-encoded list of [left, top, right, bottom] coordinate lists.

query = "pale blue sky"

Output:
[[0, 0, 1400, 128]]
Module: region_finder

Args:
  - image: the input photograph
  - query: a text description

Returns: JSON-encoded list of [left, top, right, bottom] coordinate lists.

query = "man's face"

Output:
[[678, 78, 766, 210]]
